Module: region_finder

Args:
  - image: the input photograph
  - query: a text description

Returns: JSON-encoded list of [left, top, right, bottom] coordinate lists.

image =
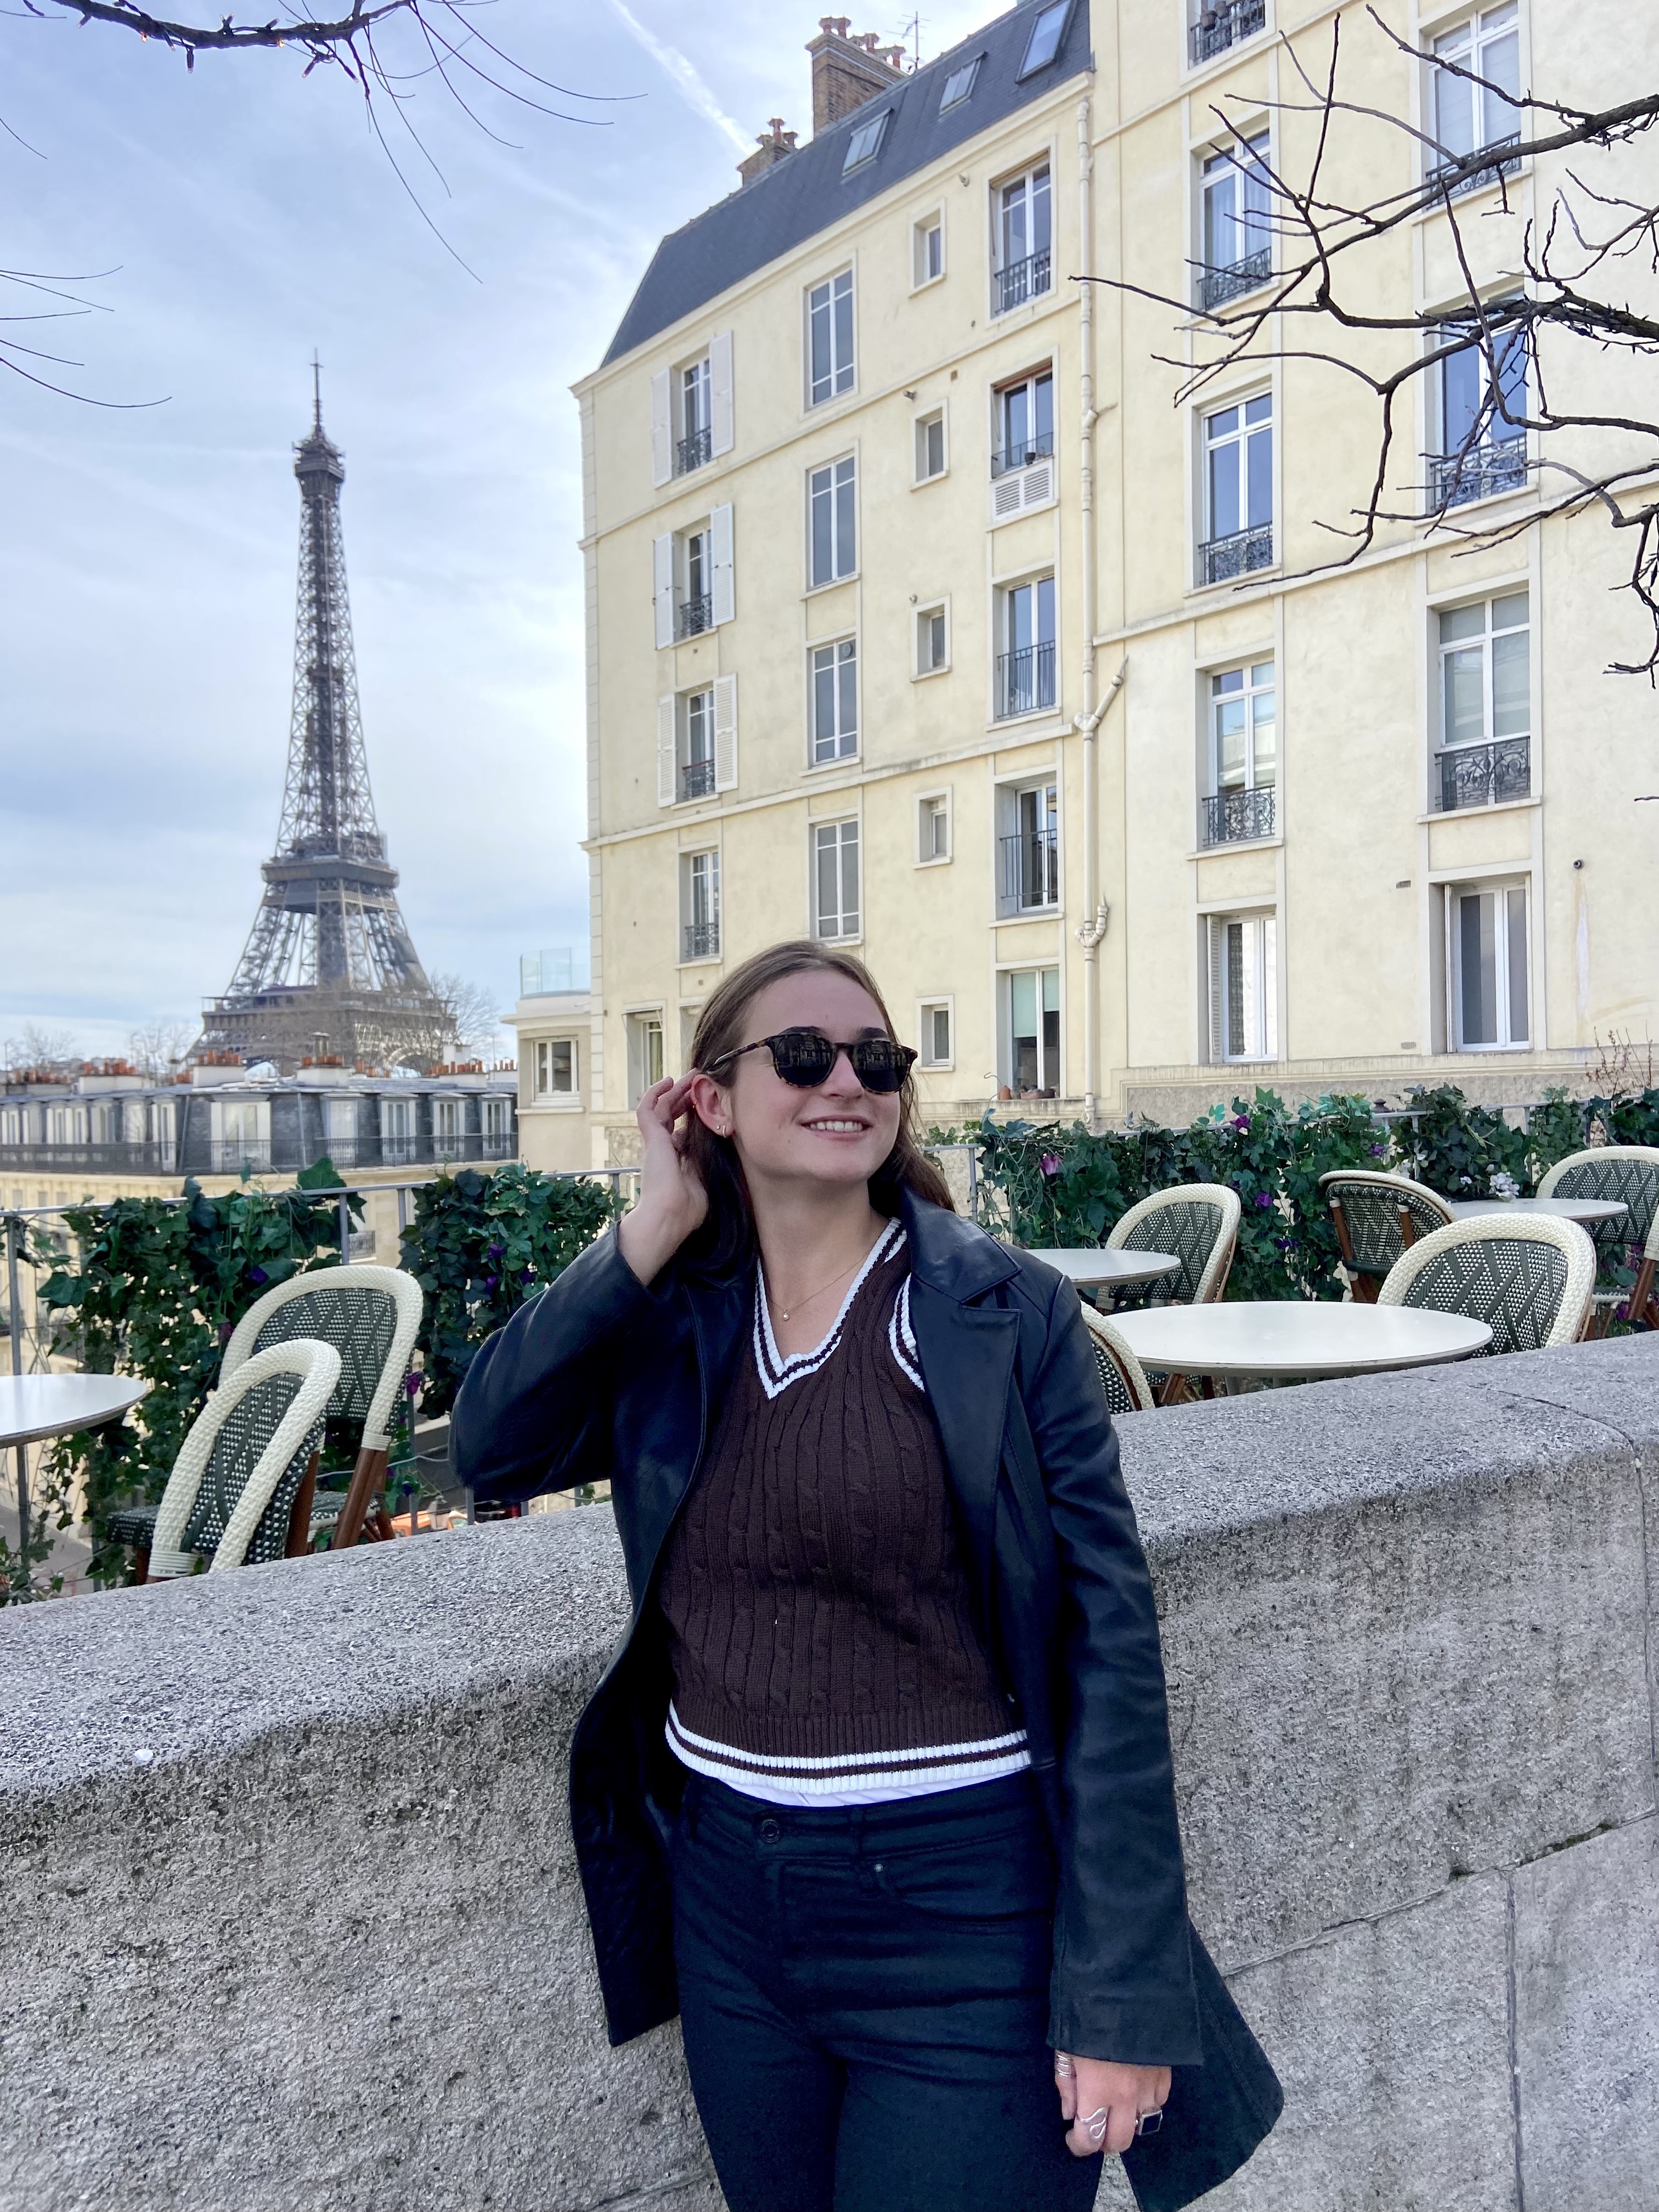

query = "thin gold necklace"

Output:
[[766, 1239, 873, 1322]]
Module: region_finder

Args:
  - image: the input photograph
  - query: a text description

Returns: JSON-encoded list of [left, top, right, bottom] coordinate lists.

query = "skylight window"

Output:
[[940, 55, 982, 111], [843, 110, 890, 173], [1017, 0, 1070, 78]]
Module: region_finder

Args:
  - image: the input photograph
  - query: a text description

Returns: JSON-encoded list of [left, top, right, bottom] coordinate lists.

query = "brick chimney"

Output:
[[738, 117, 800, 186], [806, 15, 906, 134]]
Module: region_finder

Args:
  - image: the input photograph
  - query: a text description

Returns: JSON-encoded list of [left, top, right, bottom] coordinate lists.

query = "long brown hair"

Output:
[[682, 940, 953, 1276]]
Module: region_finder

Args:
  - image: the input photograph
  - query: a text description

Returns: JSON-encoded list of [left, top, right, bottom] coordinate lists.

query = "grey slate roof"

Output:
[[600, 0, 1093, 367]]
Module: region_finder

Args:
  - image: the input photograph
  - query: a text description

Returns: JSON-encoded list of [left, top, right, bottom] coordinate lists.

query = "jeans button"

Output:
[[758, 1818, 783, 1845]]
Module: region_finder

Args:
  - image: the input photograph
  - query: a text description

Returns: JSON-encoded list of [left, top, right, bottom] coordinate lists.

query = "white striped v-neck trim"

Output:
[[754, 1218, 905, 1400]]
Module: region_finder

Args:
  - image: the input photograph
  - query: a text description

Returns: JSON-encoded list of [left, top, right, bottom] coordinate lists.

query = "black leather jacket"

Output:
[[453, 1192, 1280, 2212]]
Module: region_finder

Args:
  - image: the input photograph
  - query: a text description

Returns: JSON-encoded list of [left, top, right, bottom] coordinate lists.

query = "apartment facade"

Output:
[[537, 0, 1659, 1172]]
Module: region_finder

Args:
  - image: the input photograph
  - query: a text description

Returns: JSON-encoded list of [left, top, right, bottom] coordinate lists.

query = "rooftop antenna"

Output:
[[311, 349, 323, 433], [900, 10, 920, 69]]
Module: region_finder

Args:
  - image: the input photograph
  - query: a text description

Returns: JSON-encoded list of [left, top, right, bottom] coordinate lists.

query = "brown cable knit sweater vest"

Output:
[[657, 1221, 1029, 1803]]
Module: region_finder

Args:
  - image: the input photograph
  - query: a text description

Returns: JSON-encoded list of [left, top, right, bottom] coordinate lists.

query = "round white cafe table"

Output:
[[1020, 1248, 1183, 1295], [1110, 1301, 1491, 1385], [1443, 1197, 1628, 1228], [0, 1374, 149, 1449]]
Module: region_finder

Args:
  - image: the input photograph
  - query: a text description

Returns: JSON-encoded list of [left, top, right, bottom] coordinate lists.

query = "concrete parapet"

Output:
[[2, 1336, 1657, 2210]]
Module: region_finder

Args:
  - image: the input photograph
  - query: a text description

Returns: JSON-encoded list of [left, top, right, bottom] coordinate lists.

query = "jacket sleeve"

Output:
[[1019, 1268, 1201, 2068], [451, 1227, 659, 1505]]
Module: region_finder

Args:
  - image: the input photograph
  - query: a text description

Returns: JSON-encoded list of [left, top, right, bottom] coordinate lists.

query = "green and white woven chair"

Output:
[[1536, 1146, 1659, 1333], [1080, 1304, 1157, 1415], [1106, 1184, 1240, 1306], [1319, 1170, 1454, 1304], [146, 1341, 341, 1579], [1377, 1215, 1596, 1356]]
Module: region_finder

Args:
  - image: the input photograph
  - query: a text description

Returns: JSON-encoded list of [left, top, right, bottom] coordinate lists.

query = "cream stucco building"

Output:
[[520, 0, 1659, 1173]]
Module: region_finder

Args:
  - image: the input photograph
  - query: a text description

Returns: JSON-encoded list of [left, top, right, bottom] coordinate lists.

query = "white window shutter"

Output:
[[714, 674, 738, 792], [710, 504, 735, 626], [1263, 916, 1278, 1058], [1208, 918, 1226, 1062], [709, 331, 734, 456], [657, 696, 677, 807], [652, 533, 674, 650], [650, 369, 673, 487]]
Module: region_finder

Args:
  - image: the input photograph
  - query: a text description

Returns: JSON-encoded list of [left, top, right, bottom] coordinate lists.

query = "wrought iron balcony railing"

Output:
[[682, 920, 720, 961], [1426, 133, 1522, 200], [1000, 827, 1059, 911], [1202, 786, 1277, 846], [995, 250, 1052, 316], [679, 758, 716, 800], [1436, 736, 1531, 813], [676, 593, 714, 640], [1200, 523, 1274, 584], [676, 426, 712, 476], [1427, 435, 1527, 510], [991, 429, 1056, 480], [1189, 0, 1266, 64], [995, 641, 1057, 719], [1199, 245, 1272, 312]]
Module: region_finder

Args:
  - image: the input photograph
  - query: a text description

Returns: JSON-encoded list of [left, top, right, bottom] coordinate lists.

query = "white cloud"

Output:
[[605, 0, 751, 156]]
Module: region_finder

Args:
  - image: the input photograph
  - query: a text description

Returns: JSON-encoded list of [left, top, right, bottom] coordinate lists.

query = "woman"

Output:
[[453, 942, 1279, 2212]]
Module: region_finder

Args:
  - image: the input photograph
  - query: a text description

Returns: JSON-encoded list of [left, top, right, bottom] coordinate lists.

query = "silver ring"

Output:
[[1053, 2053, 1076, 2079], [1136, 2108, 1164, 2138]]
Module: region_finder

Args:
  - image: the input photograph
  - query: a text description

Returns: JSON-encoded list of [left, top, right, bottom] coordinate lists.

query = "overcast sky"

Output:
[[2, 0, 997, 1057]]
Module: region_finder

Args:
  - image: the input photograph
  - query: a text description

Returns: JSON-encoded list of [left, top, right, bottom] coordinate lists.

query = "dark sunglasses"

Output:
[[705, 1028, 918, 1094]]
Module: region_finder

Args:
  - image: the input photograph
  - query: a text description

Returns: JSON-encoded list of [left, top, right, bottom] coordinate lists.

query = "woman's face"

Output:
[[694, 970, 904, 1194]]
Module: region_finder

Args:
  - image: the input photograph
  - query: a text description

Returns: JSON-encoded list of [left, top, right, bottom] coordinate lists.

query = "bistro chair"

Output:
[[1080, 1305, 1157, 1415], [1536, 1146, 1659, 1333], [1106, 1184, 1240, 1307], [1377, 1216, 1596, 1356], [145, 1341, 341, 1579], [1319, 1170, 1454, 1304]]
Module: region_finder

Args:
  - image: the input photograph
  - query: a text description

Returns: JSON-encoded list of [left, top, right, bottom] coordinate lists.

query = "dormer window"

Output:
[[940, 55, 982, 110], [843, 110, 890, 173], [1018, 0, 1069, 78]]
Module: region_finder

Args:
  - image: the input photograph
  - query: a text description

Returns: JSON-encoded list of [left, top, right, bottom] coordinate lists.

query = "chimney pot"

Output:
[[807, 16, 905, 133]]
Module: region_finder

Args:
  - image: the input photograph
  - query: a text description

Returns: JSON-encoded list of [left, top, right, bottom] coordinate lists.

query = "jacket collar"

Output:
[[900, 1187, 1021, 1305]]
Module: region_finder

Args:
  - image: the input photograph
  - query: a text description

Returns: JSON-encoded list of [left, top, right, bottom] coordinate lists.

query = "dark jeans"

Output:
[[668, 1768, 1104, 2212]]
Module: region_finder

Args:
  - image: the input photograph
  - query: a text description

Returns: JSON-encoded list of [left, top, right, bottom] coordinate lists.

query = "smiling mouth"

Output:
[[802, 1117, 871, 1134]]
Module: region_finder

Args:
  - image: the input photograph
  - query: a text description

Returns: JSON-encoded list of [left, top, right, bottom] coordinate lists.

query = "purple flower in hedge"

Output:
[[247, 1265, 268, 1285], [1040, 1153, 1062, 1178], [404, 1372, 421, 1398], [1255, 1192, 1273, 1209], [488, 1242, 504, 1260], [1232, 1115, 1250, 1134], [483, 1274, 498, 1293], [1370, 1144, 1385, 1157]]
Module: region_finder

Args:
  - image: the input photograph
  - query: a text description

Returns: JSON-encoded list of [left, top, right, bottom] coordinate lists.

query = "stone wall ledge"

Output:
[[3, 1333, 1656, 2211]]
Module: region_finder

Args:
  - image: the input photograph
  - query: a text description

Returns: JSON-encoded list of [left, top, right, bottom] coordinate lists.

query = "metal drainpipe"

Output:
[[1074, 94, 1110, 1133]]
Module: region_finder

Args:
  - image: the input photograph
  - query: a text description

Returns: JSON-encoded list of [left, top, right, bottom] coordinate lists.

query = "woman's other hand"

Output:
[[1054, 2052, 1171, 2159], [617, 1074, 710, 1286]]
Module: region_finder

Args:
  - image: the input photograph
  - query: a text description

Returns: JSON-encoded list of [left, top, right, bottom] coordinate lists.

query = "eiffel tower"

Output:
[[199, 370, 453, 1074]]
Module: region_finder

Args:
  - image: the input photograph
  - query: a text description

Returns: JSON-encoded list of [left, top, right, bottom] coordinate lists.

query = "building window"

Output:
[[1200, 393, 1273, 582], [1430, 313, 1528, 508], [1451, 882, 1530, 1048], [1203, 661, 1276, 845], [992, 368, 1054, 477], [814, 820, 860, 940], [809, 455, 857, 585], [653, 506, 732, 648], [1004, 966, 1060, 1096], [913, 213, 944, 286], [678, 356, 711, 476], [534, 1039, 576, 1096], [915, 410, 946, 482], [1018, 0, 1069, 76], [998, 780, 1059, 913], [1199, 132, 1271, 310], [843, 110, 889, 173], [811, 639, 859, 763], [995, 573, 1056, 718], [1436, 591, 1531, 811], [679, 687, 716, 801], [1207, 913, 1278, 1062], [808, 269, 855, 405], [381, 1096, 414, 1163], [679, 525, 712, 639], [483, 1097, 512, 1146], [918, 792, 951, 862], [1190, 0, 1267, 67], [681, 849, 721, 962], [919, 1001, 953, 1068], [995, 163, 1051, 315], [659, 674, 737, 805], [1427, 4, 1522, 191], [434, 1097, 464, 1153], [627, 1014, 665, 1106], [940, 55, 981, 110], [916, 605, 949, 675]]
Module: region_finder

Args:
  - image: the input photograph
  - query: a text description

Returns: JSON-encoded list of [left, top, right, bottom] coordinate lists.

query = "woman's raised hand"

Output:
[[1054, 2052, 1171, 2160], [617, 1073, 711, 1287]]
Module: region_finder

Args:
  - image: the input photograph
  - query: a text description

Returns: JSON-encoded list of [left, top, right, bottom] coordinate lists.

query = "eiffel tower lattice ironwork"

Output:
[[200, 373, 453, 1074]]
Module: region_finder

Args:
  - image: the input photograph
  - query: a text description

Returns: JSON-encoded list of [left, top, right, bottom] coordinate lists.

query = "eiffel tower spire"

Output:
[[200, 372, 453, 1074]]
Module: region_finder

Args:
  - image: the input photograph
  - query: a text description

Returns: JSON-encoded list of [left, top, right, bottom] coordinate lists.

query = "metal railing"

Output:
[[994, 250, 1051, 315], [995, 641, 1057, 719], [0, 1142, 179, 1175], [679, 758, 716, 800], [676, 426, 712, 475], [991, 430, 1055, 479], [1199, 245, 1272, 312], [676, 593, 714, 640], [1202, 786, 1277, 845], [1200, 523, 1274, 584], [1000, 828, 1059, 911], [682, 920, 720, 961], [1427, 436, 1527, 510], [1436, 736, 1531, 813], [1426, 133, 1522, 200], [1189, 0, 1266, 63]]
